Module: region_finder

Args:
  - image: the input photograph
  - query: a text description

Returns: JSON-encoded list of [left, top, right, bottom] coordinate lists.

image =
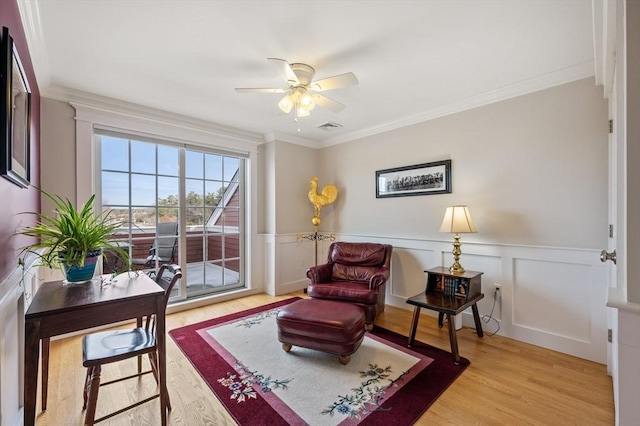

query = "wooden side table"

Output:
[[406, 267, 484, 364]]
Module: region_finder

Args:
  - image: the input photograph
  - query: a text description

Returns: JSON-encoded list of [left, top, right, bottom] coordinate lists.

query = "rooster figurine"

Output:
[[308, 176, 338, 226]]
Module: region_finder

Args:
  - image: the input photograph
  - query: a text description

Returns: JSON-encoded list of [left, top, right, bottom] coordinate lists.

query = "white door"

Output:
[[603, 79, 620, 373], [602, 2, 629, 374]]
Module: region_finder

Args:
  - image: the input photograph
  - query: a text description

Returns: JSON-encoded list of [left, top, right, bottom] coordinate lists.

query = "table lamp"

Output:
[[439, 205, 477, 274]]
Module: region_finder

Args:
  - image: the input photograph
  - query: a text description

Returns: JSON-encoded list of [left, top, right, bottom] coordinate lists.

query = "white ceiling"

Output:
[[19, 0, 596, 146]]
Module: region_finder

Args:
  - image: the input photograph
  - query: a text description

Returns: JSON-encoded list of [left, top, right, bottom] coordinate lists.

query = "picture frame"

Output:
[[1, 26, 31, 188], [376, 159, 451, 198]]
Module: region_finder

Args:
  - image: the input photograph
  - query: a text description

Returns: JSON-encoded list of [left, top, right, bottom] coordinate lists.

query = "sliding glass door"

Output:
[[97, 132, 245, 301], [183, 148, 243, 297]]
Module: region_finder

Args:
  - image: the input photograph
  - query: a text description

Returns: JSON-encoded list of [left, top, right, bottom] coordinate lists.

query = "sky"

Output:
[[100, 136, 239, 207]]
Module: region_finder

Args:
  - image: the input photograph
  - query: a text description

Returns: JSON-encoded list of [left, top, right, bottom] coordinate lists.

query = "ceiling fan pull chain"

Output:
[[293, 107, 300, 132]]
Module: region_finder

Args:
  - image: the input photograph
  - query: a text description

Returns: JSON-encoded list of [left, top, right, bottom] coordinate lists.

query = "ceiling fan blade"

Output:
[[311, 93, 345, 113], [310, 72, 358, 91], [235, 87, 289, 93], [267, 57, 299, 85]]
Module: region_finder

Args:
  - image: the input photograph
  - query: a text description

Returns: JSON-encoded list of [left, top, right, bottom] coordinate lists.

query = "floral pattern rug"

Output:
[[170, 298, 469, 425]]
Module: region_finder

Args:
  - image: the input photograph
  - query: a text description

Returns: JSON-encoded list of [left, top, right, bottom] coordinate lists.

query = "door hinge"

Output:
[[609, 119, 613, 133], [609, 224, 614, 238], [608, 329, 613, 343]]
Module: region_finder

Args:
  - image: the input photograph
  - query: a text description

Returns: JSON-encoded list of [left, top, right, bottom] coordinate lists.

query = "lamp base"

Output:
[[449, 233, 465, 274], [449, 262, 465, 275]]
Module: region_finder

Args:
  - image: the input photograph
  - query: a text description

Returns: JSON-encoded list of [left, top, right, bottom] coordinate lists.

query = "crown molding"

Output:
[[17, 0, 51, 88], [262, 131, 317, 148], [591, 0, 616, 97], [23, 0, 596, 153], [46, 85, 263, 145], [319, 62, 596, 148], [42, 61, 595, 151]]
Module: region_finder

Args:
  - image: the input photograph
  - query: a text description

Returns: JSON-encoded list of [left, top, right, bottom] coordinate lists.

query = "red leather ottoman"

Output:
[[276, 299, 365, 365]]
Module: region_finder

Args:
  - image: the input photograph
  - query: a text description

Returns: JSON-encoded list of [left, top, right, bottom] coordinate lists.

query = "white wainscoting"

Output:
[[263, 233, 333, 296], [0, 257, 42, 426], [607, 289, 640, 425], [0, 234, 609, 424], [263, 233, 608, 363]]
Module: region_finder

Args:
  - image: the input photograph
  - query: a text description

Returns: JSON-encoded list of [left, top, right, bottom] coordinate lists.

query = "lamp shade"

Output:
[[439, 205, 477, 234]]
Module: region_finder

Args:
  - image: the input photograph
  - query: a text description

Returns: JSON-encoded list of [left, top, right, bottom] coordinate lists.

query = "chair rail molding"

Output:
[[266, 232, 607, 363]]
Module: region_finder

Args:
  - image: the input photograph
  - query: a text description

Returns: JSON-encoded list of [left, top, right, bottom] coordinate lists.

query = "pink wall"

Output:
[[0, 0, 40, 282]]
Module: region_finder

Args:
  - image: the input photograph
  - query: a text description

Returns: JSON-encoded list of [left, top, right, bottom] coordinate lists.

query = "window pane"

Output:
[[205, 180, 223, 207], [131, 141, 156, 174], [185, 150, 203, 178], [207, 235, 223, 261], [131, 174, 156, 206], [158, 176, 179, 202], [159, 207, 178, 224], [103, 207, 129, 235], [186, 206, 204, 226], [203, 207, 214, 225], [225, 233, 240, 258], [205, 154, 222, 180], [224, 157, 239, 182], [225, 207, 240, 229], [158, 145, 179, 176], [224, 260, 241, 284], [226, 187, 239, 208], [185, 232, 203, 262], [132, 207, 156, 227], [101, 171, 129, 205], [99, 133, 245, 301], [207, 207, 223, 228], [185, 179, 203, 206], [101, 136, 129, 171]]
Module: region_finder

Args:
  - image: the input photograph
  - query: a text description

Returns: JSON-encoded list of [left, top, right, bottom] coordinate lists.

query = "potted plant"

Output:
[[17, 189, 129, 282]]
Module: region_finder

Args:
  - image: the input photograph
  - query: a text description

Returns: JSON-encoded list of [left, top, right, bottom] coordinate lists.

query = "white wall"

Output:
[[260, 139, 319, 294], [258, 142, 272, 234], [272, 140, 319, 234], [267, 78, 610, 363], [318, 78, 608, 250], [36, 77, 611, 363], [39, 98, 77, 215]]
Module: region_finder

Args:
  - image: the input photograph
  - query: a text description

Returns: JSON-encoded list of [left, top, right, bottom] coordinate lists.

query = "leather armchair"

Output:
[[306, 242, 393, 331]]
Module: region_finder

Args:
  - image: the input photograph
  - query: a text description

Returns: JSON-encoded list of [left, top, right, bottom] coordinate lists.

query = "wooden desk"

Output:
[[24, 273, 167, 426]]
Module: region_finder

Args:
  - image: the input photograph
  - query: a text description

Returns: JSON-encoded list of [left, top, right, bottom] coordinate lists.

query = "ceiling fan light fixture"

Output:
[[278, 94, 294, 114], [236, 58, 357, 125], [296, 104, 311, 117], [280, 88, 315, 117], [299, 90, 315, 110]]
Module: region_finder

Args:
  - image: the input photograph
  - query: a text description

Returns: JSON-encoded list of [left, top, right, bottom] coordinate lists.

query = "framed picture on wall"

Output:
[[1, 26, 31, 188], [376, 160, 451, 198]]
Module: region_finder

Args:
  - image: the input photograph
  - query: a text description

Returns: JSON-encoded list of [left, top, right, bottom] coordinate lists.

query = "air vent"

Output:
[[317, 121, 343, 131]]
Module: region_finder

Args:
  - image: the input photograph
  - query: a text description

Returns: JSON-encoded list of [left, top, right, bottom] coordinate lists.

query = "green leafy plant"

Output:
[[17, 189, 129, 272]]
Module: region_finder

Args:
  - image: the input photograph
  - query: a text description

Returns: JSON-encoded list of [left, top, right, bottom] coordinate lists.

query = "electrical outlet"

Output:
[[493, 283, 502, 300]]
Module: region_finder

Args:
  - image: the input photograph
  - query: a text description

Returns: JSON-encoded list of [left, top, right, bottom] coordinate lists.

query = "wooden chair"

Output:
[[81, 265, 182, 425]]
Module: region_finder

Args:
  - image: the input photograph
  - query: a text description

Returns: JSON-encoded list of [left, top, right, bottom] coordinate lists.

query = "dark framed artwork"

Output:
[[1, 26, 31, 188], [376, 159, 451, 198]]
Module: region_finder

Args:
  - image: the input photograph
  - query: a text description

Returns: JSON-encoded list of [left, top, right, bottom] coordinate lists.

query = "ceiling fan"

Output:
[[235, 58, 358, 120]]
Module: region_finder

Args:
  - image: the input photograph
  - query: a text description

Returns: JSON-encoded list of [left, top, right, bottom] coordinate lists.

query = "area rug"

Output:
[[169, 298, 469, 426]]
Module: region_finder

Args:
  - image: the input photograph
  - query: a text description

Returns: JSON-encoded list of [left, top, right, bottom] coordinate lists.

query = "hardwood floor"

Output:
[[35, 291, 614, 425]]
